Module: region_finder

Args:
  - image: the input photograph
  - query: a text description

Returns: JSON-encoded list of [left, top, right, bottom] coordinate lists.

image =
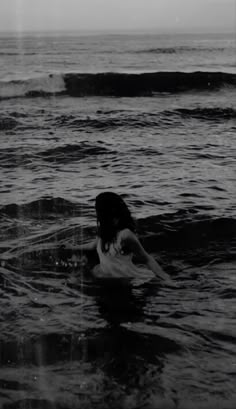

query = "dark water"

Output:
[[0, 32, 236, 408]]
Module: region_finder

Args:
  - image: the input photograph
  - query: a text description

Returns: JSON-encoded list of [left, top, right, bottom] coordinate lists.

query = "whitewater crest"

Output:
[[0, 73, 66, 99]]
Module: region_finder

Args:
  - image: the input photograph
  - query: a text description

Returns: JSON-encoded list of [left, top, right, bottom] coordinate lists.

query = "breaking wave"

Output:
[[0, 74, 65, 99], [0, 71, 235, 100]]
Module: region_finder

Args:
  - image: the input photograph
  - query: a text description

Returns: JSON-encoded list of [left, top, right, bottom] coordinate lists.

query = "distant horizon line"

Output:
[[0, 27, 234, 36]]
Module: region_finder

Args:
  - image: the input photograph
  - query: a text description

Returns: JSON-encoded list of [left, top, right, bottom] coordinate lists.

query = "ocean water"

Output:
[[0, 32, 236, 409]]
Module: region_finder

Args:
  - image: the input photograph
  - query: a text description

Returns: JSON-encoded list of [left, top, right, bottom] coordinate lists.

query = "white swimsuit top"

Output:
[[95, 231, 154, 281]]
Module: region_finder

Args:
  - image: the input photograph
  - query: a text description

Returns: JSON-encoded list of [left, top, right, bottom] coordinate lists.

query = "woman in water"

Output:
[[63, 192, 172, 284]]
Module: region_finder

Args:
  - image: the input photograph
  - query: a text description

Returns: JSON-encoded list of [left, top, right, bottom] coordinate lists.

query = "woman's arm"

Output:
[[58, 238, 98, 261], [145, 254, 171, 283], [122, 229, 173, 284], [64, 238, 97, 254]]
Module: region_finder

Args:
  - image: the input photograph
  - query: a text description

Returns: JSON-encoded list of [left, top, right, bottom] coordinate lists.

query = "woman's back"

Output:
[[95, 229, 154, 281]]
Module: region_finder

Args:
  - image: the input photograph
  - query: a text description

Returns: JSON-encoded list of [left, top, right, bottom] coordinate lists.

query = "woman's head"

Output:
[[95, 192, 135, 251]]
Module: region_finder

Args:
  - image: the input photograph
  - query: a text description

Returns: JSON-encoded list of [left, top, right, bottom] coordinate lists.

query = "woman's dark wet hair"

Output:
[[95, 192, 136, 252]]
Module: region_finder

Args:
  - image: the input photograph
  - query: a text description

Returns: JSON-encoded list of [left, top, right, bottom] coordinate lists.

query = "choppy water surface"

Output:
[[0, 32, 236, 408]]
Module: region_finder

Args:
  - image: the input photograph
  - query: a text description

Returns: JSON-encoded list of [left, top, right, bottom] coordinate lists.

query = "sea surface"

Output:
[[0, 31, 236, 409]]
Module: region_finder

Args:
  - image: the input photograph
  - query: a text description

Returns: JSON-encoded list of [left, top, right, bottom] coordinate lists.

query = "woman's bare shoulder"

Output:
[[119, 228, 137, 243]]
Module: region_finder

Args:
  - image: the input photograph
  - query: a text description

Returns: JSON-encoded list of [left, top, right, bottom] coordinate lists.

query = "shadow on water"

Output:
[[92, 279, 147, 325], [0, 328, 178, 409], [0, 267, 181, 409]]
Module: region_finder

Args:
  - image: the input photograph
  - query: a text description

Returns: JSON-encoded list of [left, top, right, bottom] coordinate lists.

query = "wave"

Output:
[[138, 211, 236, 243], [133, 46, 227, 54], [0, 117, 19, 130], [0, 52, 37, 56], [63, 71, 236, 97], [164, 107, 236, 121], [53, 107, 236, 131], [1, 199, 236, 268], [138, 212, 236, 267], [0, 218, 235, 282], [0, 71, 235, 100], [100, 46, 230, 55], [2, 199, 236, 236], [0, 74, 65, 99], [53, 113, 178, 130], [0, 147, 36, 168], [0, 107, 235, 136], [0, 143, 112, 168], [40, 142, 112, 164], [0, 197, 88, 220]]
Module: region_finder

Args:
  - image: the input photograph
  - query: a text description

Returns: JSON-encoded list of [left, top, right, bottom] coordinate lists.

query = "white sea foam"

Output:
[[0, 73, 66, 99]]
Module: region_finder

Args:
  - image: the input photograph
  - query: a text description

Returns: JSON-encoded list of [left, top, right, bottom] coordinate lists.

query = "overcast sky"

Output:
[[0, 0, 235, 32]]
